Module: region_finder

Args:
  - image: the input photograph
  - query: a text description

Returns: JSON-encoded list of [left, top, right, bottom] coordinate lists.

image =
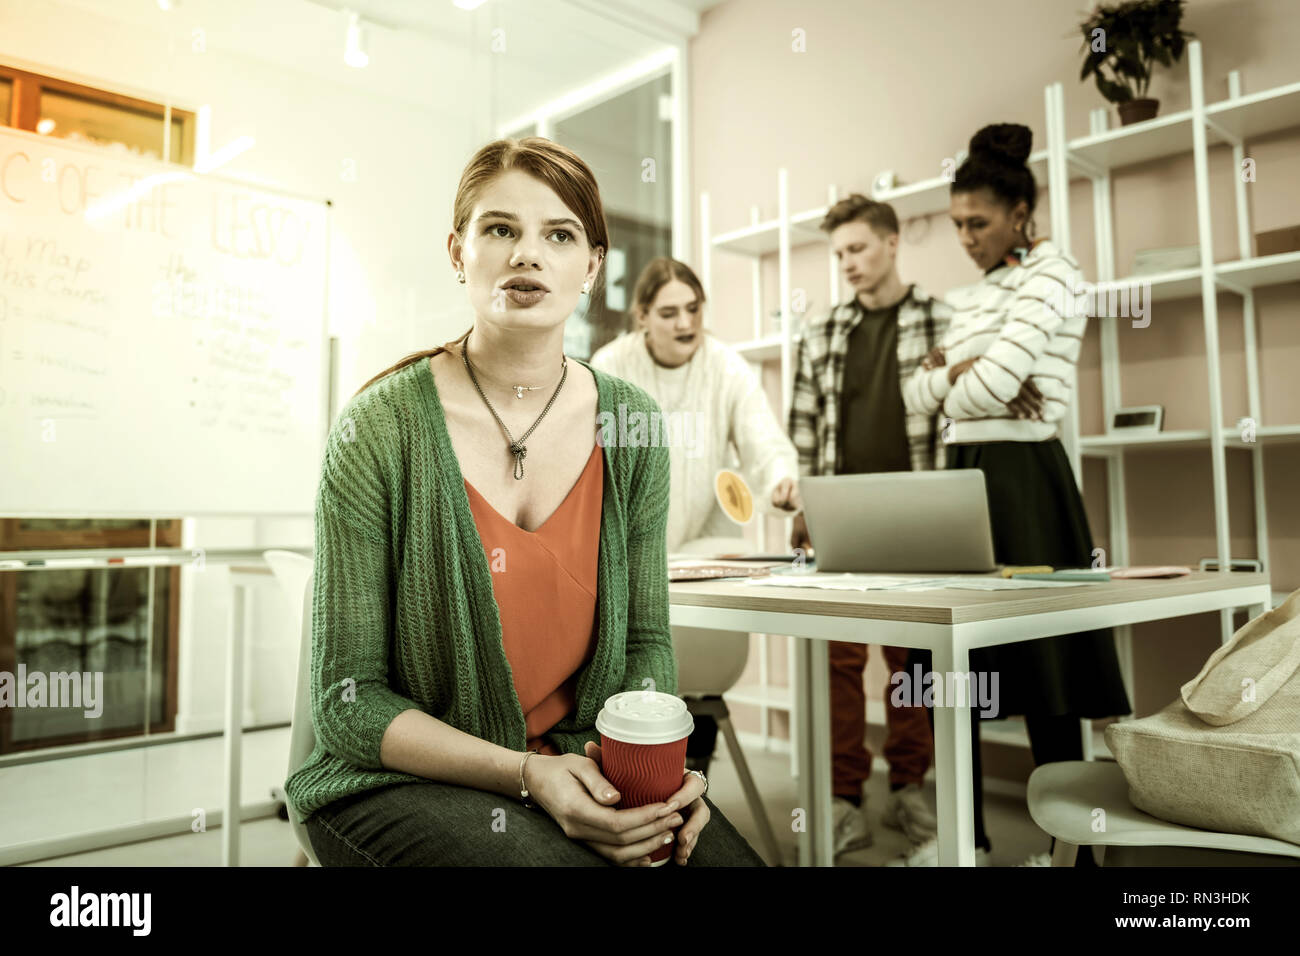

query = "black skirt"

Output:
[[910, 438, 1132, 719]]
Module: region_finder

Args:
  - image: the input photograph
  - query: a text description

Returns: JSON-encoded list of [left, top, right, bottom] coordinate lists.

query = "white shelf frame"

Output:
[[1065, 40, 1300, 646]]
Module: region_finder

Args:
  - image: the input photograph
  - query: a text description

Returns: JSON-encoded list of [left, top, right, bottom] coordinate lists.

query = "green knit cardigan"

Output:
[[284, 355, 677, 824]]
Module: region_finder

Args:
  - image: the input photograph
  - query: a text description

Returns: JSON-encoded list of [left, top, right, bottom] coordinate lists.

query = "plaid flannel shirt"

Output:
[[788, 284, 952, 476]]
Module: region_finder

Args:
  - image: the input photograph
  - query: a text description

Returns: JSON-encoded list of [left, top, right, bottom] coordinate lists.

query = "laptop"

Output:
[[799, 470, 998, 573]]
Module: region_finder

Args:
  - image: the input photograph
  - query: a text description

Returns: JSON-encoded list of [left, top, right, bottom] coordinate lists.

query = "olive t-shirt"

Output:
[[836, 298, 911, 474]]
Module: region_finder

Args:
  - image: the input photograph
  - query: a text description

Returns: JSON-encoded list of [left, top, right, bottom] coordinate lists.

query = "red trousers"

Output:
[[830, 642, 933, 796]]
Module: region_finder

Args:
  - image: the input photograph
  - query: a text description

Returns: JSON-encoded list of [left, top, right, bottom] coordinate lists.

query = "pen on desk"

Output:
[[1001, 565, 1052, 578], [1013, 570, 1112, 582]]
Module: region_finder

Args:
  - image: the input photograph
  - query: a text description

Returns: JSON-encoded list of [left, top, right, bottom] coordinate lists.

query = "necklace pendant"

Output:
[[514, 386, 525, 399]]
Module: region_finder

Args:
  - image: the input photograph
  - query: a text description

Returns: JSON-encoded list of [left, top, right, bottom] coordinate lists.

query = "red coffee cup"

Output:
[[596, 690, 695, 866]]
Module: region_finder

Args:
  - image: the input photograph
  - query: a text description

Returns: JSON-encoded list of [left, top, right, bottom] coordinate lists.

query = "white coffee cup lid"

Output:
[[596, 691, 694, 745]]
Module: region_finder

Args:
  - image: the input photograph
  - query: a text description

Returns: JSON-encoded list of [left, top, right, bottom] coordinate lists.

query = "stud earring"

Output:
[[456, 270, 466, 284], [582, 280, 590, 294]]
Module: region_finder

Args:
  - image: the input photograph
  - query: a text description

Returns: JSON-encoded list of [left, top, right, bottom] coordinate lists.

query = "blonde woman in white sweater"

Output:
[[899, 124, 1129, 868], [590, 256, 800, 774], [590, 257, 801, 549]]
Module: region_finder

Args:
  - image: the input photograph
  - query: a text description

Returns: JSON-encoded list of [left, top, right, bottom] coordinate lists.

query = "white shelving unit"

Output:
[[695, 42, 1299, 760], [1064, 41, 1300, 664]]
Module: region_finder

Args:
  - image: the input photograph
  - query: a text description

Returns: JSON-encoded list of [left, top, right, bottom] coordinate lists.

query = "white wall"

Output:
[[1, 0, 474, 731]]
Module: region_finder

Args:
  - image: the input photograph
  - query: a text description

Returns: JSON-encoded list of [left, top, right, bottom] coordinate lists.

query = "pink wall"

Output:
[[690, 0, 1300, 753]]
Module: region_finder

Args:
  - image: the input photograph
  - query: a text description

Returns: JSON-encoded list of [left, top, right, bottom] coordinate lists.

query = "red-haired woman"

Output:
[[285, 138, 765, 866]]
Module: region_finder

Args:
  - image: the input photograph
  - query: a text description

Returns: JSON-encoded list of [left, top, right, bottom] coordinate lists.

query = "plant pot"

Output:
[[1118, 98, 1160, 125]]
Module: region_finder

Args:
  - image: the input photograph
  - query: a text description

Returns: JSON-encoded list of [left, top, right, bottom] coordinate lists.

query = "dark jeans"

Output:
[[306, 780, 767, 866]]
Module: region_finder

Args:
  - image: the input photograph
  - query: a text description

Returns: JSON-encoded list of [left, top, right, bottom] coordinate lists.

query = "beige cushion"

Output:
[[1106, 588, 1300, 846]]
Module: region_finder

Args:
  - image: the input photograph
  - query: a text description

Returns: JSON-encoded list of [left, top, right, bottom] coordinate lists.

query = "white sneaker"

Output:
[[1017, 851, 1052, 867], [881, 784, 938, 844], [831, 795, 873, 856], [885, 835, 991, 867]]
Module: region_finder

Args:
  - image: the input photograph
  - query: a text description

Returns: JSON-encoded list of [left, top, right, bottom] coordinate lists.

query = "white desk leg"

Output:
[[931, 634, 975, 866], [792, 634, 812, 867], [223, 584, 246, 867], [808, 638, 834, 867]]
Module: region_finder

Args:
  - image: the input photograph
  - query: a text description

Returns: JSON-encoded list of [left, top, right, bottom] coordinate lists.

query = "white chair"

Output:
[[1028, 760, 1300, 866], [672, 536, 783, 865], [262, 549, 320, 867]]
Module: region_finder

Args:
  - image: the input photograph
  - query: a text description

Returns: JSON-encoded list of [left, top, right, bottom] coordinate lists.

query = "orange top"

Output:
[[465, 442, 603, 756]]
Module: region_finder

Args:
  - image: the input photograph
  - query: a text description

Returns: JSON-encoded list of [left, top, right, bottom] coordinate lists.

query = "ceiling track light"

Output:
[[344, 10, 369, 68]]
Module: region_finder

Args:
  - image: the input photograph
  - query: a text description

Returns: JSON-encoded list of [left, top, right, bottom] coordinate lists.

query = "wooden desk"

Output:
[[668, 571, 1272, 866]]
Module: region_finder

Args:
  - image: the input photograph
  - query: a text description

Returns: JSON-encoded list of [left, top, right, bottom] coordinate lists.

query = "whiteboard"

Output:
[[0, 127, 329, 517]]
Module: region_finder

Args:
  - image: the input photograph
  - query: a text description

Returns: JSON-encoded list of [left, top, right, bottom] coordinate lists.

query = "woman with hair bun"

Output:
[[898, 123, 1130, 867]]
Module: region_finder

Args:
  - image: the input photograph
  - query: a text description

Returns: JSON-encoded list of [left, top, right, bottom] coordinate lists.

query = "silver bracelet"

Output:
[[518, 749, 541, 808]]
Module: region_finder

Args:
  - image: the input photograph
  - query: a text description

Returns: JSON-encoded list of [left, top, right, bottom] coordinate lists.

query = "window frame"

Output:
[[0, 63, 196, 166]]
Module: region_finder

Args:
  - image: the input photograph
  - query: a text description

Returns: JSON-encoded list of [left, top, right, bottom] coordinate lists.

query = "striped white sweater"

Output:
[[902, 238, 1085, 443]]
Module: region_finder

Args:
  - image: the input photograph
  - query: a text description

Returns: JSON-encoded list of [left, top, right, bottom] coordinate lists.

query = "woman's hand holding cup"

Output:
[[585, 741, 710, 865], [524, 750, 683, 866]]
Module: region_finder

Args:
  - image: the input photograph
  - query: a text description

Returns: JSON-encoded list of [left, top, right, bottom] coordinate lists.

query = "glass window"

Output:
[[553, 73, 674, 359], [6, 566, 175, 752], [39, 88, 185, 163]]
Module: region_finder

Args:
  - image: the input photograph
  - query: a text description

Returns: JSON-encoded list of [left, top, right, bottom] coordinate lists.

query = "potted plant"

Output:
[[1078, 0, 1195, 126]]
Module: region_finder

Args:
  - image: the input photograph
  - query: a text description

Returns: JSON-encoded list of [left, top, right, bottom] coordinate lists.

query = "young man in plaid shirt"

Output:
[[787, 195, 950, 858]]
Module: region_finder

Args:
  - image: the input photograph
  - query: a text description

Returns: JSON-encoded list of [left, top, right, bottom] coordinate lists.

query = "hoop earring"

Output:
[[456, 270, 466, 284]]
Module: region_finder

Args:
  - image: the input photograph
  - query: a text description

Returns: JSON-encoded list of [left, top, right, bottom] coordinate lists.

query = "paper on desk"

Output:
[[742, 573, 947, 591], [742, 573, 1090, 592]]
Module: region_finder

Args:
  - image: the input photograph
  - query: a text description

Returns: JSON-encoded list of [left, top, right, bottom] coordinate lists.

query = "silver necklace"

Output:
[[462, 341, 567, 481]]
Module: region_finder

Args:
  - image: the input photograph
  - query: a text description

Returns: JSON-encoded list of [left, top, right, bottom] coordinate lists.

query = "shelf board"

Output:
[[1215, 250, 1300, 290], [733, 333, 800, 362], [1068, 109, 1196, 171], [711, 218, 781, 257], [1223, 424, 1300, 448], [791, 206, 829, 242], [711, 206, 831, 258], [1065, 82, 1300, 175], [1096, 266, 1205, 306], [1205, 80, 1300, 140], [1083, 425, 1300, 455], [1079, 430, 1212, 455], [870, 150, 1049, 221], [1090, 253, 1300, 314]]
